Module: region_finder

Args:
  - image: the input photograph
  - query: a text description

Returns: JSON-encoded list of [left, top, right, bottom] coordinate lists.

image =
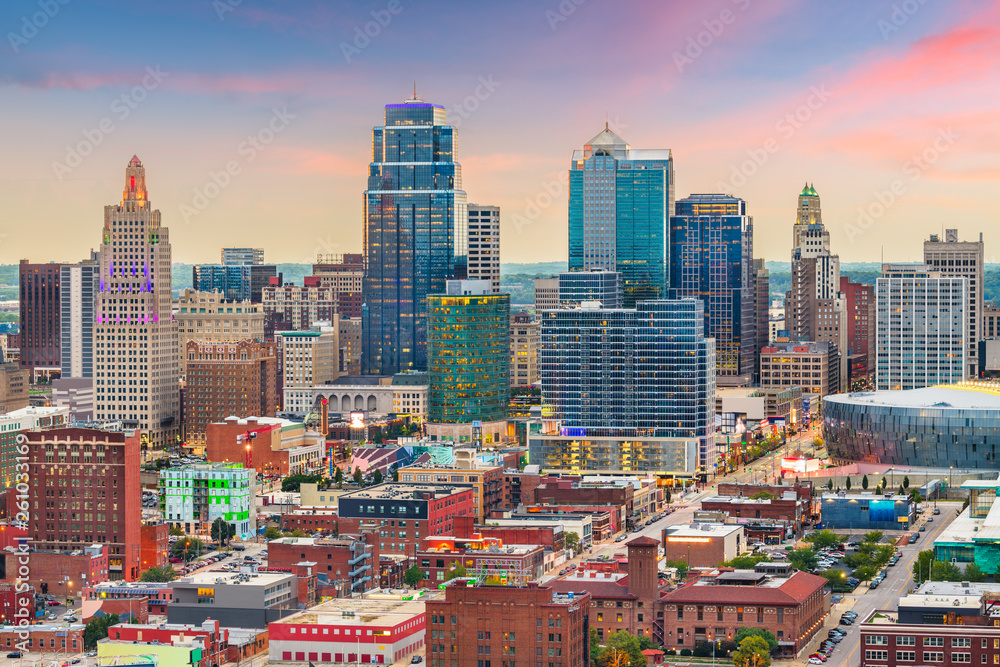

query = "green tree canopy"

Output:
[[565, 531, 580, 551], [84, 613, 120, 649], [168, 525, 184, 536], [281, 473, 324, 492], [749, 491, 778, 501], [334, 467, 344, 487], [804, 529, 842, 550], [735, 628, 778, 654], [138, 566, 178, 582], [733, 636, 772, 667], [912, 550, 934, 584], [862, 531, 885, 544], [788, 548, 818, 573], [855, 564, 876, 582], [846, 477, 852, 491], [862, 475, 869, 490], [353, 467, 364, 486], [404, 565, 424, 588], [211, 517, 235, 548], [372, 468, 384, 484], [445, 563, 467, 581], [965, 562, 987, 582], [169, 537, 204, 562], [664, 559, 689, 581], [903, 475, 910, 489], [264, 526, 282, 540], [724, 554, 772, 569]]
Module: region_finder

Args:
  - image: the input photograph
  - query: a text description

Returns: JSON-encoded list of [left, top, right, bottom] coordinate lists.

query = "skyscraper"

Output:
[[876, 264, 968, 390], [568, 125, 673, 306], [669, 193, 755, 380], [558, 269, 622, 308], [753, 258, 770, 378], [467, 204, 500, 293], [60, 252, 100, 378], [362, 95, 467, 375], [19, 259, 64, 378], [923, 229, 983, 379], [94, 156, 179, 448], [784, 184, 848, 391]]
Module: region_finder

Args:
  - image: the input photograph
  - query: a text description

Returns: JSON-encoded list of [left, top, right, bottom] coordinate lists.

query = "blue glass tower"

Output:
[[362, 95, 467, 375], [669, 194, 755, 378], [568, 125, 673, 307]]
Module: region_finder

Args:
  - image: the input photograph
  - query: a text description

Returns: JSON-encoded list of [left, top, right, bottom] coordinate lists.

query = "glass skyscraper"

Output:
[[669, 194, 755, 379], [568, 125, 673, 307], [558, 269, 622, 308], [363, 96, 467, 375], [535, 299, 716, 471]]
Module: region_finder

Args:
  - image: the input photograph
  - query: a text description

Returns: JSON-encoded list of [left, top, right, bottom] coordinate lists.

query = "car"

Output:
[[908, 535, 918, 543], [934, 508, 941, 515], [844, 611, 858, 618], [234, 545, 246, 551], [86, 651, 97, 658], [809, 653, 827, 661], [63, 616, 78, 623], [840, 618, 853, 625], [615, 535, 626, 542], [71, 660, 82, 664], [869, 580, 880, 589], [927, 517, 934, 522], [7, 652, 22, 658], [809, 658, 825, 664], [919, 526, 926, 532], [410, 657, 423, 664], [47, 600, 59, 606], [558, 569, 568, 575]]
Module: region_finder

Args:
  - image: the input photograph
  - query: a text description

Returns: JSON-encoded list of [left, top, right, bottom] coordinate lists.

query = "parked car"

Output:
[[233, 545, 246, 551], [410, 657, 423, 664], [809, 658, 825, 664], [919, 526, 926, 532], [927, 517, 934, 522], [7, 652, 23, 658], [809, 653, 827, 662], [933, 508, 941, 515]]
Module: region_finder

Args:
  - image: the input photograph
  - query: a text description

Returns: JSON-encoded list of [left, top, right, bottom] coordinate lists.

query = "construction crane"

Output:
[[236, 429, 257, 470]]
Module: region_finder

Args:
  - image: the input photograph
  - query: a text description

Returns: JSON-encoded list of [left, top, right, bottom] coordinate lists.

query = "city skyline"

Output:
[[1, 1, 997, 266]]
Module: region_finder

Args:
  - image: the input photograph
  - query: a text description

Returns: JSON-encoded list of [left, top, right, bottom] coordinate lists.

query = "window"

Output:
[[925, 638, 944, 647], [922, 653, 943, 663], [898, 637, 916, 647], [777, 608, 783, 623], [677, 608, 683, 620], [865, 651, 889, 662], [757, 608, 764, 623], [896, 652, 915, 662], [953, 639, 972, 648], [953, 654, 972, 663], [868, 636, 889, 646]]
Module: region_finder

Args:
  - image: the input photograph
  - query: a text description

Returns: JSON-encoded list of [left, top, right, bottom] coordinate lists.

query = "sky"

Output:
[[1, 0, 999, 266]]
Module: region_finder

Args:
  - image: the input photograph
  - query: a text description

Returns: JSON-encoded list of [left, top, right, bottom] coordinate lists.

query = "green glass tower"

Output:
[[427, 281, 510, 423]]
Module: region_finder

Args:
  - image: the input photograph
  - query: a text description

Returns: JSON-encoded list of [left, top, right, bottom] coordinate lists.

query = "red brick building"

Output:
[[268, 532, 380, 594], [183, 340, 278, 445], [24, 428, 141, 580], [841, 276, 876, 381], [415, 536, 546, 585], [280, 509, 339, 534], [701, 495, 809, 535], [502, 470, 543, 509], [656, 564, 830, 656], [0, 581, 34, 627], [0, 545, 109, 598], [206, 416, 321, 477], [859, 609, 1000, 667], [109, 619, 227, 667], [716, 481, 813, 502], [425, 580, 590, 667], [18, 259, 64, 377], [83, 581, 173, 616], [453, 514, 566, 552], [337, 484, 476, 558], [139, 523, 168, 576], [0, 623, 84, 653]]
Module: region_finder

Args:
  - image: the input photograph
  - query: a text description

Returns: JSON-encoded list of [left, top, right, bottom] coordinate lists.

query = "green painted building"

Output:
[[159, 463, 255, 538], [427, 281, 510, 424]]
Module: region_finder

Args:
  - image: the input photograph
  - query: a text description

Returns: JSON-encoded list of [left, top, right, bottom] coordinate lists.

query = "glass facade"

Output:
[[823, 387, 1000, 468], [192, 264, 276, 302], [557, 269, 622, 308], [427, 292, 510, 423], [539, 299, 715, 468], [669, 194, 755, 377], [567, 128, 673, 307], [529, 435, 699, 475], [363, 99, 467, 375]]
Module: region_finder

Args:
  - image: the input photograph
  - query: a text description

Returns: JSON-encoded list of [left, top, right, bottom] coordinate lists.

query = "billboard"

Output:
[[350, 411, 366, 429]]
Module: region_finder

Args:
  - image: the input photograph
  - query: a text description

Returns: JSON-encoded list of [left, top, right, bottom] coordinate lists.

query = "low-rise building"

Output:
[[657, 563, 830, 657], [269, 592, 428, 664], [206, 415, 324, 478], [105, 619, 230, 667], [484, 511, 593, 549], [83, 580, 173, 616], [858, 606, 1000, 667], [415, 536, 545, 584], [701, 492, 809, 535], [280, 509, 340, 534], [396, 461, 504, 523], [0, 544, 109, 599], [268, 533, 380, 595], [159, 463, 256, 538], [0, 623, 85, 654], [168, 568, 304, 628], [139, 523, 169, 576], [660, 522, 745, 567], [819, 492, 912, 531]]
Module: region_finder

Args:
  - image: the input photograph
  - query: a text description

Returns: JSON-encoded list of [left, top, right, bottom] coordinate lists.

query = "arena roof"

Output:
[[826, 383, 1000, 410]]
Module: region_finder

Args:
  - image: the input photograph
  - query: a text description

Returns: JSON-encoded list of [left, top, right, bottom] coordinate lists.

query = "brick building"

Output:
[[174, 289, 267, 376], [841, 276, 876, 381], [262, 277, 340, 334], [24, 428, 141, 580], [415, 536, 546, 585], [660, 523, 745, 568], [1, 545, 109, 599], [453, 515, 566, 553], [83, 581, 173, 616], [396, 462, 504, 523], [280, 509, 339, 534], [716, 481, 813, 501], [182, 339, 279, 445], [206, 416, 325, 477], [425, 580, 590, 667], [701, 494, 809, 535], [0, 363, 30, 414], [0, 623, 84, 653], [268, 533, 380, 595], [19, 259, 64, 378], [311, 254, 364, 319], [108, 619, 227, 667], [139, 523, 169, 576], [657, 563, 829, 657], [502, 469, 543, 509], [337, 484, 476, 559], [0, 581, 35, 627]]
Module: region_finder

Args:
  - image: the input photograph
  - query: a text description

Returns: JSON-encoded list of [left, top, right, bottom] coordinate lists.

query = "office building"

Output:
[[312, 254, 364, 318], [0, 363, 29, 414], [568, 124, 673, 306], [362, 95, 467, 376], [18, 259, 64, 378], [280, 326, 339, 412], [924, 229, 984, 378], [221, 248, 263, 265], [535, 299, 715, 472], [268, 534, 379, 594], [426, 581, 590, 667], [558, 268, 622, 308], [262, 278, 340, 334], [397, 462, 504, 523], [509, 312, 539, 387], [820, 493, 912, 530], [841, 276, 876, 383], [467, 204, 500, 293], [858, 604, 1000, 667], [759, 341, 839, 398], [754, 258, 770, 375], [169, 569, 301, 627], [427, 281, 509, 424], [986, 304, 1000, 338], [59, 254, 100, 379], [182, 340, 278, 446], [533, 277, 559, 311], [876, 264, 967, 390], [159, 463, 255, 538], [784, 184, 848, 390], [24, 427, 141, 580], [175, 289, 266, 375], [669, 193, 755, 379], [192, 264, 277, 303], [0, 405, 69, 488], [338, 317, 362, 375], [94, 156, 179, 448]]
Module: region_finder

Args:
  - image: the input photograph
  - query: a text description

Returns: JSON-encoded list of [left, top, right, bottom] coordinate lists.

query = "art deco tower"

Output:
[[94, 156, 179, 448]]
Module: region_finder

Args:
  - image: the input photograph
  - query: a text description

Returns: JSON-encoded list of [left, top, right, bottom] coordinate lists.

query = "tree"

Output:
[[903, 475, 910, 489], [819, 568, 848, 589], [750, 491, 778, 501], [170, 537, 204, 562], [735, 626, 778, 652], [372, 468, 384, 485], [264, 526, 281, 540], [911, 490, 923, 504], [845, 477, 852, 491], [863, 530, 885, 545], [445, 563, 467, 581], [813, 436, 823, 448], [168, 525, 184, 536], [281, 474, 324, 492], [664, 489, 672, 505], [598, 631, 646, 667], [211, 518, 235, 548], [403, 565, 424, 588], [565, 531, 580, 552], [733, 636, 772, 667], [83, 613, 120, 649], [899, 484, 906, 496], [931, 560, 963, 581], [353, 467, 364, 487], [392, 469, 400, 482], [827, 479, 834, 491], [862, 475, 869, 490], [805, 530, 842, 550], [965, 562, 987, 583], [139, 566, 178, 582], [788, 548, 818, 572], [664, 559, 689, 581], [723, 554, 772, 569], [334, 467, 344, 488], [913, 550, 935, 583], [855, 565, 876, 582], [880, 476, 888, 492], [873, 544, 895, 567]]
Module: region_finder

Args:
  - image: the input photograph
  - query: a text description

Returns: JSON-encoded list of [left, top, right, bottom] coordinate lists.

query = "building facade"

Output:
[[159, 463, 255, 538], [362, 96, 467, 375], [537, 299, 715, 471], [397, 463, 504, 523], [759, 341, 839, 398], [262, 278, 339, 334], [509, 312, 539, 388], [534, 277, 559, 312], [841, 276, 876, 382], [754, 258, 770, 379], [19, 259, 64, 377], [0, 363, 30, 415], [192, 263, 277, 303], [427, 282, 509, 424], [568, 125, 673, 306], [924, 229, 984, 379], [24, 427, 141, 580], [338, 317, 362, 375], [467, 204, 500, 293], [175, 289, 266, 375], [311, 254, 364, 319], [60, 256, 100, 379], [94, 157, 179, 448], [558, 269, 622, 308], [182, 340, 278, 445], [876, 264, 968, 390], [669, 193, 755, 379], [280, 328, 339, 412]]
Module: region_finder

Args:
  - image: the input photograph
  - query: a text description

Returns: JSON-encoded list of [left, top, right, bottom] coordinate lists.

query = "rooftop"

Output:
[[339, 483, 472, 500], [664, 570, 828, 606], [275, 592, 433, 626], [172, 570, 293, 587], [827, 383, 1000, 410], [899, 581, 996, 611], [663, 522, 744, 538]]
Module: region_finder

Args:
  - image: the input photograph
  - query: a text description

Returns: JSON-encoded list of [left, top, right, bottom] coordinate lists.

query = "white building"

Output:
[[159, 463, 256, 537], [876, 264, 968, 391], [94, 156, 179, 448], [60, 255, 100, 378], [467, 204, 500, 293], [280, 326, 339, 412], [924, 229, 984, 379]]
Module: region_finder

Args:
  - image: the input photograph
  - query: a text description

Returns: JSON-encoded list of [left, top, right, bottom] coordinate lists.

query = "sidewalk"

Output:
[[788, 595, 859, 665]]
